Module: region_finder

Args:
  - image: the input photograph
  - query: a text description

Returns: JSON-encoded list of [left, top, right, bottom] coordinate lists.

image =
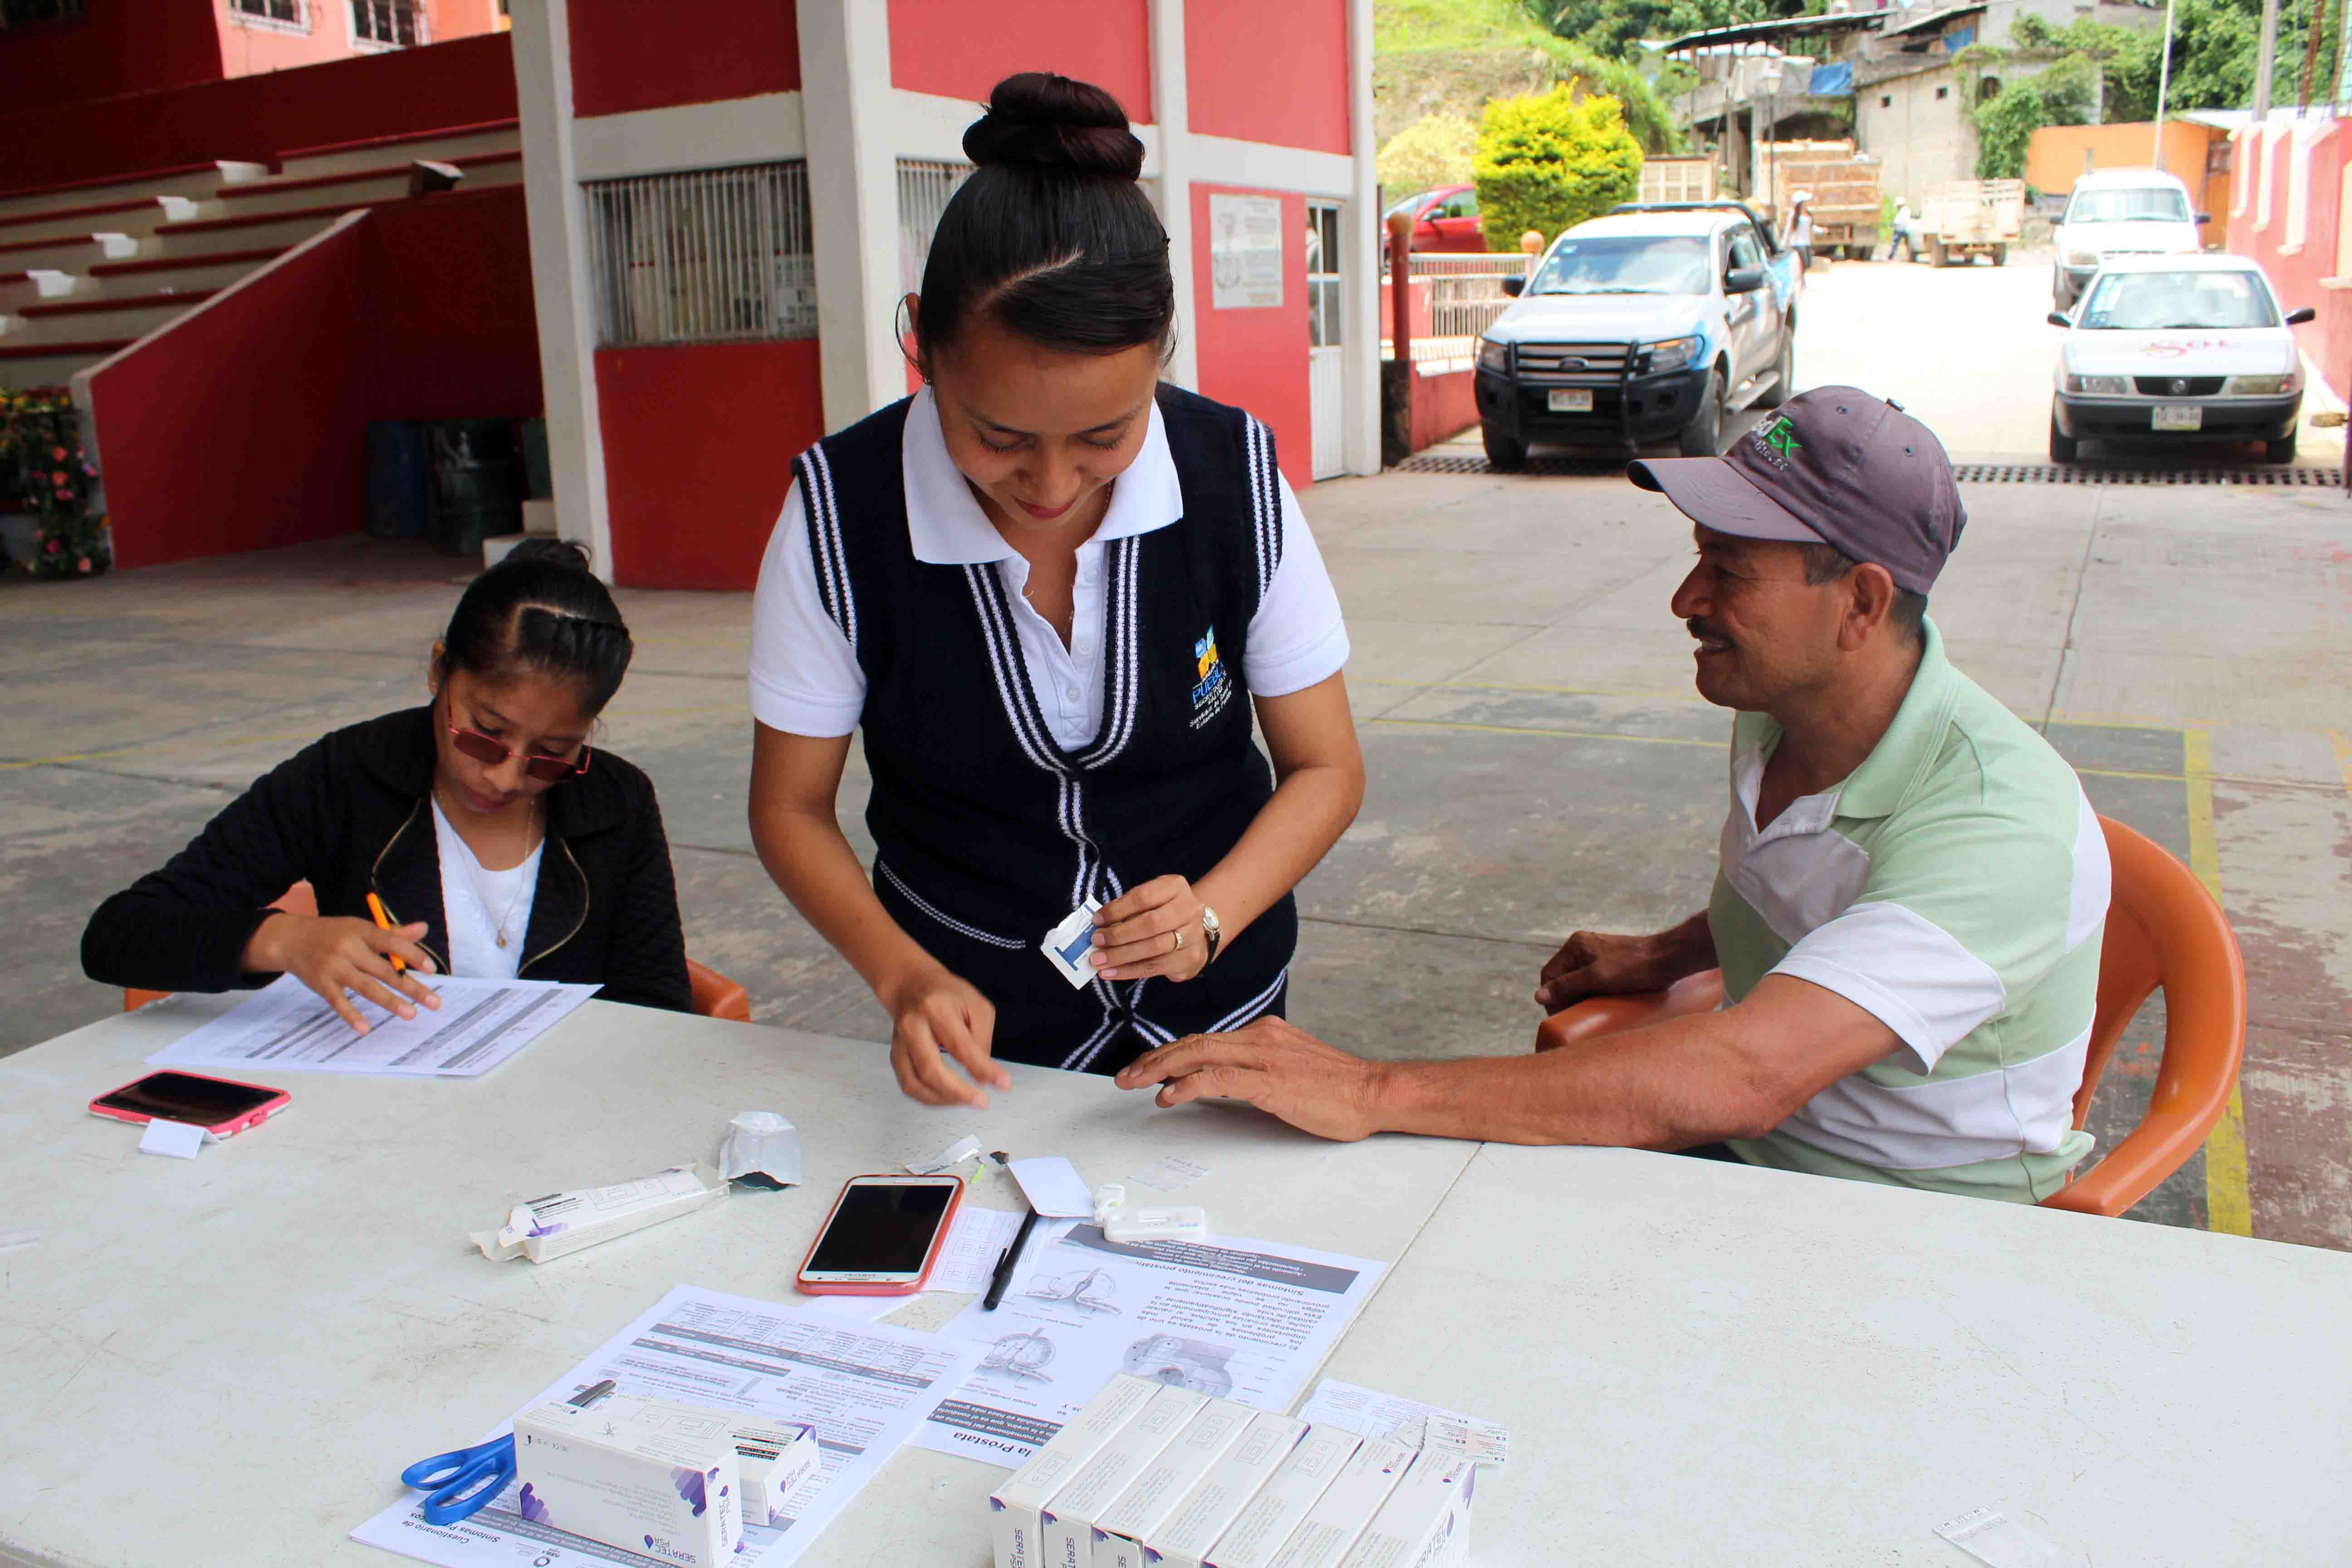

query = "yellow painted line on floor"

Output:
[[2184, 728, 2253, 1239], [1368, 717, 1720, 748]]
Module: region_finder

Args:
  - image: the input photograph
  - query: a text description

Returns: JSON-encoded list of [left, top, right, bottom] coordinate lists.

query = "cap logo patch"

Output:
[[1753, 414, 1802, 468]]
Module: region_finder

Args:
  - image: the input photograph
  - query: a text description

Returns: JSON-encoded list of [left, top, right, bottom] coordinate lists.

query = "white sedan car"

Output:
[[2048, 254, 2314, 464]]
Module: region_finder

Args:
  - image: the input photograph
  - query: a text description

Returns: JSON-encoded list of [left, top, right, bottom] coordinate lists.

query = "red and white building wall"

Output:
[[510, 0, 1379, 591], [2225, 120, 2352, 410]]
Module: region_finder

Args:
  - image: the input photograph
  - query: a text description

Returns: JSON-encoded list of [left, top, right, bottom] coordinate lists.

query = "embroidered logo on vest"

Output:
[[1190, 627, 1233, 729]]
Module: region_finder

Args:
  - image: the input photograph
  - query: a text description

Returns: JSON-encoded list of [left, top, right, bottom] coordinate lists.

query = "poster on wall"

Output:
[[1209, 194, 1284, 309]]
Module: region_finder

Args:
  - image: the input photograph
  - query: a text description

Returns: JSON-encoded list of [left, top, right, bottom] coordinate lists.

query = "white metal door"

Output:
[[1306, 202, 1345, 479]]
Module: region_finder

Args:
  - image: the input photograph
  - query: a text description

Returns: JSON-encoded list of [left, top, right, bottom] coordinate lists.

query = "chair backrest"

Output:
[[2045, 815, 2247, 1216], [686, 959, 752, 1024], [2073, 816, 2239, 1122]]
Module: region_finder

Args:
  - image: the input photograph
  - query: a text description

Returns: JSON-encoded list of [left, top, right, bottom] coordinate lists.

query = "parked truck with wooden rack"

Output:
[[1764, 140, 1882, 260], [1921, 178, 2026, 266]]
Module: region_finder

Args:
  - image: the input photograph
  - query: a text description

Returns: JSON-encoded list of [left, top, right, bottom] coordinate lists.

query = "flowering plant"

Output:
[[0, 387, 109, 578]]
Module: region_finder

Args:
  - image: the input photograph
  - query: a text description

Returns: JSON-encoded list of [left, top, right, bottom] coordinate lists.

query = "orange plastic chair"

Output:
[[1534, 815, 2247, 1217], [123, 880, 755, 1024], [686, 959, 752, 1023]]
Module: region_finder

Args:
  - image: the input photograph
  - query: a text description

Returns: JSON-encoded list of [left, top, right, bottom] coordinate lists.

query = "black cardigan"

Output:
[[81, 705, 691, 1012]]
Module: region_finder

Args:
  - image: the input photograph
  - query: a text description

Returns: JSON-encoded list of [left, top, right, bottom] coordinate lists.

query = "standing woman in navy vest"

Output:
[[749, 73, 1364, 1107]]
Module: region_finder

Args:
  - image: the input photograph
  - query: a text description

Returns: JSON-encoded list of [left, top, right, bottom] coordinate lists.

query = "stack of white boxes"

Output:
[[988, 1377, 1478, 1568]]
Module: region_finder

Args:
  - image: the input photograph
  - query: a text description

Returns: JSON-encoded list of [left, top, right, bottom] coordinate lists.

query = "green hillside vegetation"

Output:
[[1376, 0, 1684, 155]]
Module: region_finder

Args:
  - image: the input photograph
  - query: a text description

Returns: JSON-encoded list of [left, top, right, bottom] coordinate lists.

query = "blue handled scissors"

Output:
[[399, 1379, 615, 1526]]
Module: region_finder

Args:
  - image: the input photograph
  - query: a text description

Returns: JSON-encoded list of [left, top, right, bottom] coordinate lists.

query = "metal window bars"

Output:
[[584, 162, 818, 348], [350, 0, 423, 47], [896, 159, 973, 296]]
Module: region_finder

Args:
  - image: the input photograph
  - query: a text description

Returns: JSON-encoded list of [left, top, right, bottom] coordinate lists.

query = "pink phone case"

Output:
[[796, 1173, 966, 1296], [87, 1070, 290, 1139]]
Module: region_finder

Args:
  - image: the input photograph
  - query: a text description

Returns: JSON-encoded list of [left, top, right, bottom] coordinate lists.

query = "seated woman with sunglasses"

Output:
[[83, 539, 691, 1030]]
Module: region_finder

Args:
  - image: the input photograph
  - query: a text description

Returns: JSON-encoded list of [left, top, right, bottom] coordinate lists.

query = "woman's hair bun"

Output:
[[962, 72, 1144, 181], [500, 537, 594, 574]]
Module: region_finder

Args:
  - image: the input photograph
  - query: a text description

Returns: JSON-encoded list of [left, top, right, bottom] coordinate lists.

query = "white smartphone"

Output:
[[794, 1173, 965, 1295]]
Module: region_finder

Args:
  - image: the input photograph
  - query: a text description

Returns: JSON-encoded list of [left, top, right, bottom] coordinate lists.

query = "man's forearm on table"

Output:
[[1367, 1012, 1782, 1149]]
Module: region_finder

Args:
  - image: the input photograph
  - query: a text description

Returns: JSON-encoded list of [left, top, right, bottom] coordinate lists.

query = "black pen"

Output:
[[982, 1204, 1041, 1310]]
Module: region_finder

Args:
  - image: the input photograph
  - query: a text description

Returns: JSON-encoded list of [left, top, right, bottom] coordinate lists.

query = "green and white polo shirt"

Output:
[[1712, 618, 2110, 1203]]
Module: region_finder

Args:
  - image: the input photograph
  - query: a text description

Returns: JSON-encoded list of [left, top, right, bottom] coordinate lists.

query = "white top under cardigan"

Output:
[[431, 797, 542, 982], [749, 387, 1350, 746]]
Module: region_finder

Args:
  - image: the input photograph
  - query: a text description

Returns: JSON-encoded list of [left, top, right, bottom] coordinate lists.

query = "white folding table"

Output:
[[2, 996, 2345, 1567]]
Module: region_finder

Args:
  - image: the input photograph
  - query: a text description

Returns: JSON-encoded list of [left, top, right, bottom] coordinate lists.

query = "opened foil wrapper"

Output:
[[720, 1110, 803, 1187]]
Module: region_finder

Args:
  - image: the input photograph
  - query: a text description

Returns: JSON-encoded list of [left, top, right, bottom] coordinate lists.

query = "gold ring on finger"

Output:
[[1173, 929, 1185, 951]]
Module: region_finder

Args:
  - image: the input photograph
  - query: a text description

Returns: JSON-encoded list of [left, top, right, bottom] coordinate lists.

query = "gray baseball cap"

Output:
[[1627, 386, 1966, 595]]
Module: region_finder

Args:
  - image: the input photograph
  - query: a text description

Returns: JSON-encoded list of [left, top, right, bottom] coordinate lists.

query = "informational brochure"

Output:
[[146, 972, 598, 1078], [914, 1221, 1384, 1467], [352, 1284, 985, 1568]]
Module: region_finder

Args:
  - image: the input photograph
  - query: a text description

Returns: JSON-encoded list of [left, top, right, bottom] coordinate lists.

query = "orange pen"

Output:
[[366, 892, 407, 972]]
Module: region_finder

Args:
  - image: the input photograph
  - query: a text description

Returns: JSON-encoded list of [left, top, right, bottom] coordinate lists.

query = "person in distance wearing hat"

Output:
[[1119, 388, 2113, 1203]]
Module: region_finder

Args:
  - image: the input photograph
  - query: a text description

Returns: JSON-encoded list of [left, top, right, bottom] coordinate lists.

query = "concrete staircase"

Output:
[[0, 122, 520, 392]]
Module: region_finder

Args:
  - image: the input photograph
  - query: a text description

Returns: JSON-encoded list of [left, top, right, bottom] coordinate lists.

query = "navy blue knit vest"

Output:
[[794, 386, 1297, 1073]]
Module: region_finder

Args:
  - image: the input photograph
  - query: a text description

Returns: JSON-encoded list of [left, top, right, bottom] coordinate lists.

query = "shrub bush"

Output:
[[1473, 83, 1643, 250]]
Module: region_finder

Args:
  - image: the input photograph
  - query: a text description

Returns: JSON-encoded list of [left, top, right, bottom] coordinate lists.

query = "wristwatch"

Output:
[[1199, 905, 1223, 966]]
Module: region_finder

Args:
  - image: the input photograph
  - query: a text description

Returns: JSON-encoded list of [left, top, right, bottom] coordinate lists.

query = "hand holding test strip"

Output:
[[1041, 898, 1104, 989]]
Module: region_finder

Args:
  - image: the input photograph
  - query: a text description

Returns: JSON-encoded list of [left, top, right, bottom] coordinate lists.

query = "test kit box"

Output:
[[993, 1374, 1161, 1568], [1334, 1450, 1476, 1568], [1200, 1424, 1363, 1568], [1092, 1398, 1256, 1568], [1257, 1437, 1416, 1568], [1041, 1385, 1210, 1568], [1142, 1411, 1306, 1568], [732, 1419, 820, 1528], [513, 1396, 743, 1568]]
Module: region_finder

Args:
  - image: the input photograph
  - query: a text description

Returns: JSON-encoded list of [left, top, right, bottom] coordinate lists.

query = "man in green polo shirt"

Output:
[[1116, 387, 2111, 1204]]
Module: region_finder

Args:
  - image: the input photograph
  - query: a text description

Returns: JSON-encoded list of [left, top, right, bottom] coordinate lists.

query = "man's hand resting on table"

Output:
[[1115, 1017, 1388, 1142]]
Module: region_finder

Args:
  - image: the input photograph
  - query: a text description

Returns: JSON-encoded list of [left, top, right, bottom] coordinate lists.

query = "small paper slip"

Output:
[[794, 1293, 901, 1324], [1127, 1156, 1210, 1193], [1296, 1379, 1504, 1462], [905, 1133, 983, 1175], [1425, 1414, 1509, 1466], [1936, 1506, 2067, 1568], [137, 1118, 206, 1159], [926, 1206, 1026, 1294], [147, 972, 597, 1078], [1040, 898, 1102, 990], [1009, 1156, 1094, 1218]]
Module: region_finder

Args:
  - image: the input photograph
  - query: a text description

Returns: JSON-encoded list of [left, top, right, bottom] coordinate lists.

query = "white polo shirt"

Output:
[[750, 387, 1350, 745]]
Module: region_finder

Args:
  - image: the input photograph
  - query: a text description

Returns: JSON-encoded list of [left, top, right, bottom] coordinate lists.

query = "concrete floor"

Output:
[[6, 253, 2349, 1250]]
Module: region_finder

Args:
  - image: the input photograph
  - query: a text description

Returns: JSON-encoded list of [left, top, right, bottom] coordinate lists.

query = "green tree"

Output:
[[1379, 112, 1482, 195], [1972, 55, 2098, 179], [1474, 83, 1646, 248]]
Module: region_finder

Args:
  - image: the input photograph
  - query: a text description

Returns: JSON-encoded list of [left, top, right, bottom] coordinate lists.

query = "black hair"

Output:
[[911, 72, 1175, 368], [1796, 541, 1928, 643], [434, 538, 635, 714]]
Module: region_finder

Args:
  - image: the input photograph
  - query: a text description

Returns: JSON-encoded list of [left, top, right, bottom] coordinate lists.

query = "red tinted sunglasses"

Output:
[[448, 724, 591, 783]]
